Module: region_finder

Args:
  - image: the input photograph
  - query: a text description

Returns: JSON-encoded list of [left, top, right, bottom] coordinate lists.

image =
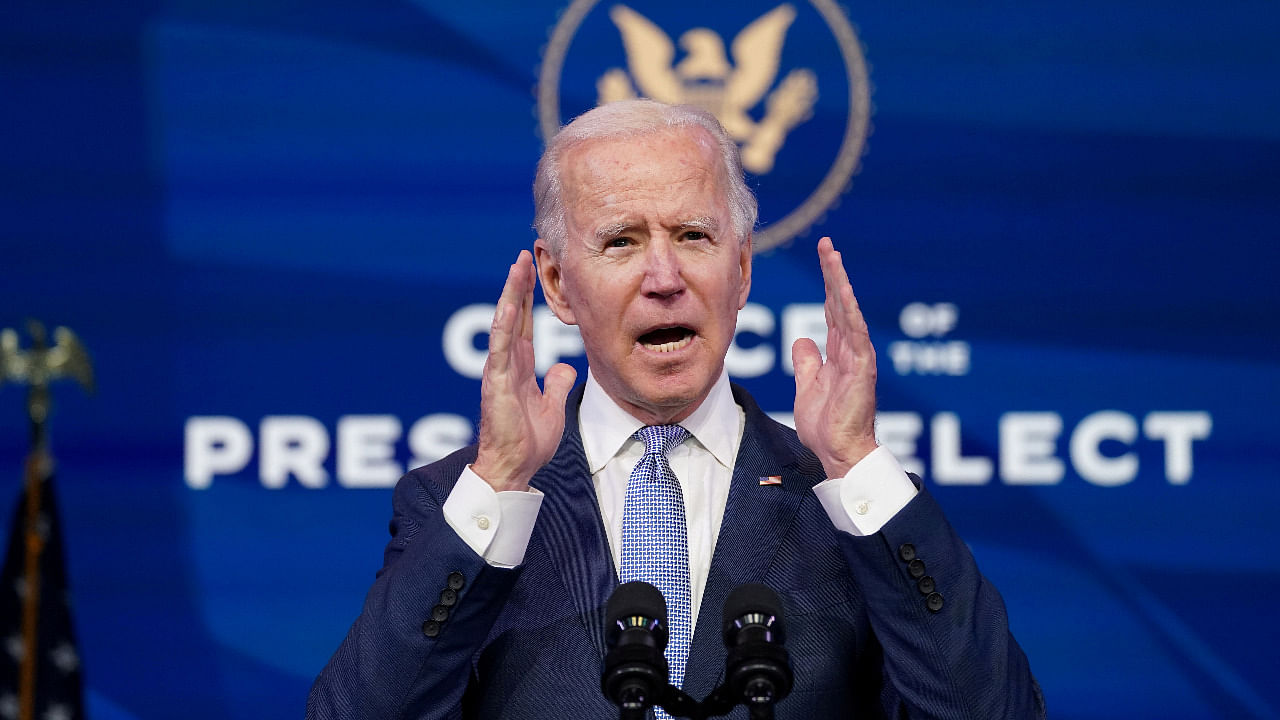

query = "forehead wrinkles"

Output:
[[561, 130, 728, 231]]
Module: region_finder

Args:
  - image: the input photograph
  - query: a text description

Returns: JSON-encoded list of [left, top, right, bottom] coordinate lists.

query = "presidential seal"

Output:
[[537, 1, 871, 253]]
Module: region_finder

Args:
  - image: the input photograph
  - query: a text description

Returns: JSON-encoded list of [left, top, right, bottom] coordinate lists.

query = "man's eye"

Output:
[[606, 237, 632, 248], [683, 231, 707, 241]]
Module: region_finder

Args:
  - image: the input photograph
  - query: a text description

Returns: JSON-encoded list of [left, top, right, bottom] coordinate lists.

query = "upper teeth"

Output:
[[644, 334, 693, 353]]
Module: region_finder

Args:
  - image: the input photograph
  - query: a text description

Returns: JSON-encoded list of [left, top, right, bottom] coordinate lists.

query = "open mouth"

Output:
[[638, 326, 695, 353]]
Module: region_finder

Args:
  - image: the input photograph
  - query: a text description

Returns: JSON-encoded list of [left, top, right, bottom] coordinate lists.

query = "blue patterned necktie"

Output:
[[620, 424, 692, 713]]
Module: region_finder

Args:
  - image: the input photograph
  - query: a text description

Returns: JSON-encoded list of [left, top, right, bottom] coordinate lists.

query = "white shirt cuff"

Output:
[[442, 466, 543, 568], [813, 446, 918, 537]]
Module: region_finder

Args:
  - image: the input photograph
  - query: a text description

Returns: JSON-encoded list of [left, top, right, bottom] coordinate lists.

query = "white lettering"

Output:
[[533, 307, 584, 374], [337, 415, 403, 488], [1070, 411, 1138, 487], [442, 303, 495, 380], [931, 412, 992, 484], [260, 416, 329, 489], [408, 413, 474, 470], [780, 304, 826, 375], [1000, 412, 1064, 484], [875, 412, 924, 478], [888, 341, 970, 375], [184, 416, 253, 490], [726, 303, 776, 378], [1144, 412, 1212, 485], [887, 341, 912, 375], [899, 302, 958, 338], [182, 406, 1215, 490]]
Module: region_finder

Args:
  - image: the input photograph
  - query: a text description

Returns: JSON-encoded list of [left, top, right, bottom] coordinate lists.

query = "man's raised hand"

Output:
[[791, 237, 880, 479], [471, 251, 578, 491]]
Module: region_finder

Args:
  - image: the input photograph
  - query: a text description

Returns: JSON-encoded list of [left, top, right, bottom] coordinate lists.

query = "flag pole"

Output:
[[19, 451, 47, 720], [1, 322, 93, 720]]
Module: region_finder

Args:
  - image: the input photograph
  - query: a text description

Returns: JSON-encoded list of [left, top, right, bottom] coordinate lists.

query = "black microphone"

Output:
[[721, 583, 793, 719], [602, 581, 670, 719]]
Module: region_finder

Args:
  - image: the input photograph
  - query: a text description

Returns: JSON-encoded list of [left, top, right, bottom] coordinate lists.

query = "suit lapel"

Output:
[[530, 384, 617, 659], [682, 385, 808, 699], [529, 383, 811, 692]]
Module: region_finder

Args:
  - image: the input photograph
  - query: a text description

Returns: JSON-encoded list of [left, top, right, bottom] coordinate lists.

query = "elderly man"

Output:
[[309, 100, 1043, 719]]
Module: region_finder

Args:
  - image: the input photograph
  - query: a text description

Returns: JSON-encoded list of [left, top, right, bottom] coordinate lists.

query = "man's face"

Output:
[[536, 127, 752, 425]]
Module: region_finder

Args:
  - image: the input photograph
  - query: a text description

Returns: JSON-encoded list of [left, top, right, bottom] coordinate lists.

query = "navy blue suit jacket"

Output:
[[309, 384, 1044, 719]]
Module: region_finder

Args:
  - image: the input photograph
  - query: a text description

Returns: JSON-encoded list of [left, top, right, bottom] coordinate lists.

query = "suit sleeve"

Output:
[[307, 456, 520, 720], [835, 482, 1046, 720]]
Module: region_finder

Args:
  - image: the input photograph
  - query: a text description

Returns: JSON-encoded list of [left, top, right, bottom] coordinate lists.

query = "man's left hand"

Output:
[[792, 236, 880, 478]]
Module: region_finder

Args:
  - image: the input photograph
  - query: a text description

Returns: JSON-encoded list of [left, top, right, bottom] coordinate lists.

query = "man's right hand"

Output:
[[471, 250, 578, 491]]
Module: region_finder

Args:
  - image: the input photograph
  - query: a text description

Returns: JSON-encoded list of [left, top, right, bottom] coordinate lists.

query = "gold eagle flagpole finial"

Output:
[[1, 321, 92, 720]]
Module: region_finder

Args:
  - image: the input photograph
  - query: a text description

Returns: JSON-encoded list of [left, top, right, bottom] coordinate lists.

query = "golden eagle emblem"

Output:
[[598, 4, 817, 174]]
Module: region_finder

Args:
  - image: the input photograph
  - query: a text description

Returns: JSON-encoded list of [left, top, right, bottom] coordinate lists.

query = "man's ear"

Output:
[[736, 234, 753, 310], [534, 238, 577, 326]]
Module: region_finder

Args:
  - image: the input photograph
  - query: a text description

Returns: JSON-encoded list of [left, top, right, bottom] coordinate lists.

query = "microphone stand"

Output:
[[605, 581, 791, 720], [649, 680, 780, 720]]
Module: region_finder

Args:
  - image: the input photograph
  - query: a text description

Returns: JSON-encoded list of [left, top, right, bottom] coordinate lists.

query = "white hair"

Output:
[[533, 99, 758, 257]]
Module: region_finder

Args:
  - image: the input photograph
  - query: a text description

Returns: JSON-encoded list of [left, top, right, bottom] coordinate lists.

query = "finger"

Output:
[[818, 240, 875, 373], [518, 250, 536, 343], [818, 241, 851, 340], [818, 236, 848, 283], [827, 292, 871, 374], [541, 363, 578, 408], [792, 338, 822, 390], [817, 238, 843, 318], [501, 251, 532, 343], [496, 253, 527, 317], [488, 260, 525, 373], [822, 239, 855, 321], [820, 238, 870, 340], [823, 320, 849, 370], [486, 301, 515, 375], [842, 282, 870, 337]]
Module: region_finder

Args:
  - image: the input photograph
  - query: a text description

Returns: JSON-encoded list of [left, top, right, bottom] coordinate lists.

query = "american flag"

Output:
[[0, 457, 86, 720]]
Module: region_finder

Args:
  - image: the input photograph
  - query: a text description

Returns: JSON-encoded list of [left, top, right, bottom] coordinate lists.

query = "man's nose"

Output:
[[639, 240, 686, 297]]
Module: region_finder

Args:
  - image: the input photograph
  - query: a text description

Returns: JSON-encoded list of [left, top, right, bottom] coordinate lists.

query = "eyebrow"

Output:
[[679, 217, 720, 233], [594, 222, 631, 241], [592, 216, 721, 241]]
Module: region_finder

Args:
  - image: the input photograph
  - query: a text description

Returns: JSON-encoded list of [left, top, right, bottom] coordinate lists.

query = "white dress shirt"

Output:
[[442, 369, 918, 630]]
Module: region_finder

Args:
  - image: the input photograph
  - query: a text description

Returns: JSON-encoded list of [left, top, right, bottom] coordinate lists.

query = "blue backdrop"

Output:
[[3, 1, 1279, 718]]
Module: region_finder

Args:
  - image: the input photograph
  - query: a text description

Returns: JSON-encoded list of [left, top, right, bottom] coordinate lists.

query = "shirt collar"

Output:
[[580, 367, 740, 474]]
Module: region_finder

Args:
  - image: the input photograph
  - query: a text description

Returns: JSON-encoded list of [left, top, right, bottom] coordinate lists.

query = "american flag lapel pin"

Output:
[[758, 475, 782, 486]]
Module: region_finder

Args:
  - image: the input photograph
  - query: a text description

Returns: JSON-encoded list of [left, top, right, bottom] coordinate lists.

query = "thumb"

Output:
[[792, 338, 821, 390], [541, 363, 578, 408]]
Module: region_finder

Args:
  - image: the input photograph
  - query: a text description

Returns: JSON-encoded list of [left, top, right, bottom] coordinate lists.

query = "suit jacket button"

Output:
[[439, 588, 458, 607], [447, 571, 466, 590], [917, 575, 936, 595], [898, 544, 917, 562], [908, 558, 926, 579], [926, 592, 944, 613], [431, 605, 450, 622], [422, 620, 442, 637]]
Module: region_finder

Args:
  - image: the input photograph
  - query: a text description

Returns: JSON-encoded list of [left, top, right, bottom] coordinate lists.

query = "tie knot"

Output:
[[633, 425, 689, 458]]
